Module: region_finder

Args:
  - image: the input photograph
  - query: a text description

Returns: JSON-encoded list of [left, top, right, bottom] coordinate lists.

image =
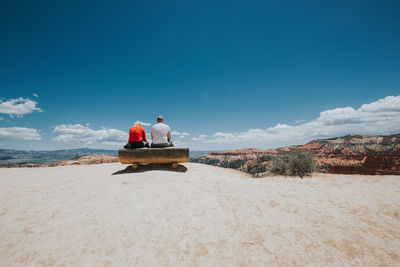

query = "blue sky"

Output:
[[1, 0, 400, 150]]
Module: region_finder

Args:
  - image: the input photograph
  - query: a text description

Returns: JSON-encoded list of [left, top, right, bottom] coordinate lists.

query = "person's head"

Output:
[[157, 115, 164, 123], [134, 121, 142, 126]]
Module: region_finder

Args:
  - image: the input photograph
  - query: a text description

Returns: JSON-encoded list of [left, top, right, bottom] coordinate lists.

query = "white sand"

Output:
[[1, 163, 400, 266]]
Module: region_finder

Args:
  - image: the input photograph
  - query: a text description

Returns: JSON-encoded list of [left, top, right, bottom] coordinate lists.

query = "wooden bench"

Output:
[[118, 147, 189, 169]]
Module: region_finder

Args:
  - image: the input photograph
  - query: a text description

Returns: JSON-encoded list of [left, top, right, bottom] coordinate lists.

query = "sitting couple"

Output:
[[124, 115, 174, 149]]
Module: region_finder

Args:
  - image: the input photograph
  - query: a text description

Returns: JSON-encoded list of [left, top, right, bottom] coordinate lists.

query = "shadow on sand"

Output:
[[112, 163, 187, 175]]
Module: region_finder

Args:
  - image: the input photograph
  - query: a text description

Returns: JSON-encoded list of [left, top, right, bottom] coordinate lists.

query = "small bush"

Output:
[[287, 149, 315, 178], [271, 150, 315, 178], [227, 159, 244, 169], [204, 158, 220, 166], [270, 155, 290, 176], [256, 155, 273, 164], [246, 164, 267, 174]]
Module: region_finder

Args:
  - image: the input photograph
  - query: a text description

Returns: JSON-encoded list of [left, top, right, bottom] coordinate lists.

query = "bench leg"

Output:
[[131, 163, 139, 169]]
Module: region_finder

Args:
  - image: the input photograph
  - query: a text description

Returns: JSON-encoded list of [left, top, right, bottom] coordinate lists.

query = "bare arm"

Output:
[[167, 131, 171, 142]]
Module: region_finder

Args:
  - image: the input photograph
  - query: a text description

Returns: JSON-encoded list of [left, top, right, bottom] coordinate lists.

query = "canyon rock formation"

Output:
[[195, 134, 400, 176]]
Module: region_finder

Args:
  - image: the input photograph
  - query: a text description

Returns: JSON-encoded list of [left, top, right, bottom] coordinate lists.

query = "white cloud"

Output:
[[53, 124, 127, 146], [359, 95, 400, 112], [190, 95, 400, 149], [102, 141, 125, 146], [191, 134, 209, 142], [133, 121, 151, 127], [0, 97, 42, 117], [33, 93, 39, 98], [0, 127, 41, 140], [171, 131, 190, 138]]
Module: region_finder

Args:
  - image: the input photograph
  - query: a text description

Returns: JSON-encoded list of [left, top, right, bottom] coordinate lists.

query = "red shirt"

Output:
[[128, 125, 147, 142]]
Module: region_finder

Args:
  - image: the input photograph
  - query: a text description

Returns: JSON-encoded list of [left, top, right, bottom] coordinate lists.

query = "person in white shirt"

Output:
[[150, 115, 173, 148]]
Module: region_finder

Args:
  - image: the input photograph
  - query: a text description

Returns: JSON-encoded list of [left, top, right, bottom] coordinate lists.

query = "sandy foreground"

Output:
[[0, 163, 400, 266]]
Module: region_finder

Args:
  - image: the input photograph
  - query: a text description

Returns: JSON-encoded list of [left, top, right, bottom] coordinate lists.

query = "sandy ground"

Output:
[[0, 163, 400, 266]]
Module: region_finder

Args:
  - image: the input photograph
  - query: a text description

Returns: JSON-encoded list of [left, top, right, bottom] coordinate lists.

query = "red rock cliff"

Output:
[[197, 134, 400, 175]]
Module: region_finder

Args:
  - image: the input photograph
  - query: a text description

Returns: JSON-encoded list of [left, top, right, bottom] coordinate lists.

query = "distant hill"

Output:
[[0, 148, 217, 167], [195, 134, 400, 176], [0, 148, 118, 166], [189, 150, 221, 160]]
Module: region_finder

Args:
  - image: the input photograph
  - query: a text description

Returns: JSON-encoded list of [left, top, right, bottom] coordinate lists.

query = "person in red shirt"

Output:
[[124, 121, 149, 149]]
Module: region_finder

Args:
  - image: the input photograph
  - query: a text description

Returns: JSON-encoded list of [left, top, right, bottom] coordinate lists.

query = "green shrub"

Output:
[[271, 150, 315, 178], [227, 159, 244, 169], [246, 164, 267, 174], [256, 155, 273, 164], [287, 149, 315, 178], [270, 155, 289, 176]]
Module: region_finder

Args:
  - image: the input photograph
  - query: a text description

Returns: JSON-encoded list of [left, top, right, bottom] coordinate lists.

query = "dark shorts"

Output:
[[124, 141, 148, 149]]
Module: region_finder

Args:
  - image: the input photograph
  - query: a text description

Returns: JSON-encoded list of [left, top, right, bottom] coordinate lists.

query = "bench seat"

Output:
[[118, 147, 189, 164]]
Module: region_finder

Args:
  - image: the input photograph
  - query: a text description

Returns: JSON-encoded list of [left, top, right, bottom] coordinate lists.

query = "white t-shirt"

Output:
[[151, 123, 171, 144]]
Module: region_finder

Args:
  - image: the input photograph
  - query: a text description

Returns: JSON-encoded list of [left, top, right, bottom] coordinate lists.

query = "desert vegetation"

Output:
[[270, 149, 315, 178], [194, 134, 400, 176], [195, 149, 315, 178]]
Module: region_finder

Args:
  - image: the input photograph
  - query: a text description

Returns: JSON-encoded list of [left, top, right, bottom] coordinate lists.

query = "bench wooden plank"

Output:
[[118, 148, 189, 164]]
